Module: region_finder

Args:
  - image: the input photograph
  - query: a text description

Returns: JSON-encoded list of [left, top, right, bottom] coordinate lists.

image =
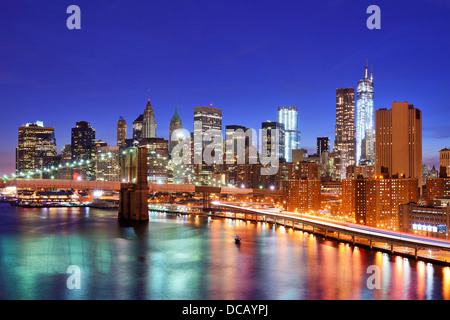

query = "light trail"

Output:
[[213, 201, 450, 251]]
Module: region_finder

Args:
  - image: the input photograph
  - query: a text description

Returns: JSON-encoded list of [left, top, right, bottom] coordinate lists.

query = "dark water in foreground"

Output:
[[0, 203, 449, 300]]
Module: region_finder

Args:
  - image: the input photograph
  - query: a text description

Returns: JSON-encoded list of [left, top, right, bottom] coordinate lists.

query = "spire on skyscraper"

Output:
[[364, 57, 368, 79], [171, 106, 180, 121], [370, 62, 373, 81], [142, 93, 156, 139]]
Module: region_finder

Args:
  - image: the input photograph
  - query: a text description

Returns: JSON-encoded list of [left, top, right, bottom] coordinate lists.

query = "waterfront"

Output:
[[0, 203, 449, 300]]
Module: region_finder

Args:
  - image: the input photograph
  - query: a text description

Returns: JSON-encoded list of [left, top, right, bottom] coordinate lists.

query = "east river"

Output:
[[0, 203, 449, 300]]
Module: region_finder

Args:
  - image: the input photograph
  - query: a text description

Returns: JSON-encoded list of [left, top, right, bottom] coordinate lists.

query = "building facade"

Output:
[[261, 121, 285, 162], [399, 202, 450, 238], [333, 88, 356, 179], [96, 146, 120, 181], [317, 137, 329, 157], [375, 102, 422, 190], [439, 148, 450, 178], [132, 114, 144, 141], [71, 121, 96, 181], [342, 177, 418, 229], [16, 121, 57, 177], [278, 106, 300, 162], [169, 107, 183, 153], [142, 99, 157, 139], [117, 117, 127, 147], [283, 179, 321, 213], [356, 63, 374, 165]]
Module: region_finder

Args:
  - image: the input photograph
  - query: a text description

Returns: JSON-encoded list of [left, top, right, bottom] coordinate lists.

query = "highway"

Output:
[[212, 201, 450, 251]]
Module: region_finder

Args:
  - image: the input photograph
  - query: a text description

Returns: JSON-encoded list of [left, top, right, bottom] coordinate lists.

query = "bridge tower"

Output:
[[118, 146, 149, 220]]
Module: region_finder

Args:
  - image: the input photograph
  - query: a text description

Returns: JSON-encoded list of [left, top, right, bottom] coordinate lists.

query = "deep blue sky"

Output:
[[1, 0, 450, 175]]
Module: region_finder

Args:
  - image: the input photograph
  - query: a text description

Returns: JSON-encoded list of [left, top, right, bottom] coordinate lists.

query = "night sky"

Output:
[[1, 0, 450, 175]]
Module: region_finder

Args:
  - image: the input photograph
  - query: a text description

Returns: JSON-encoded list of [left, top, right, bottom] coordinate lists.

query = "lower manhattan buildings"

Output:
[[332, 88, 356, 180], [375, 102, 422, 190], [15, 121, 57, 177], [355, 62, 375, 166], [278, 106, 300, 162]]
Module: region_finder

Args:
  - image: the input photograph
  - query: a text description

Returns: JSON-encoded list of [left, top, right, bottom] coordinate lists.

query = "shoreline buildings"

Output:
[[16, 121, 57, 177]]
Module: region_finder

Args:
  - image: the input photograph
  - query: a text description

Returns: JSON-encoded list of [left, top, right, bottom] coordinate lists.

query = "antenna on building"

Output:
[[370, 62, 373, 81], [365, 57, 368, 79]]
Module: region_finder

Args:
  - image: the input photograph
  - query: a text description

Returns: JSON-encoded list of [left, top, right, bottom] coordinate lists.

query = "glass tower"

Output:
[[356, 62, 374, 165], [278, 106, 300, 162]]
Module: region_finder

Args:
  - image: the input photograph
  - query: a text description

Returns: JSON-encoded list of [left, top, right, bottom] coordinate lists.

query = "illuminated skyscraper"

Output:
[[132, 114, 143, 141], [333, 88, 356, 179], [142, 98, 156, 138], [356, 61, 374, 165], [277, 106, 300, 162], [317, 137, 329, 157], [261, 121, 285, 161], [16, 121, 57, 176], [193, 105, 222, 156], [96, 146, 120, 181], [193, 105, 222, 185], [71, 121, 96, 180], [117, 117, 127, 147]]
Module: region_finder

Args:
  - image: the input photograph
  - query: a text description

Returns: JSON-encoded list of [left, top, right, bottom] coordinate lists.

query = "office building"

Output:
[[132, 114, 144, 141], [356, 62, 375, 165], [399, 202, 450, 238], [375, 102, 422, 189], [140, 137, 169, 184], [333, 88, 356, 179], [193, 105, 222, 174], [278, 106, 300, 162], [71, 121, 96, 181], [439, 148, 450, 178], [57, 144, 72, 180], [16, 121, 57, 176], [169, 107, 183, 153], [142, 99, 157, 139], [117, 117, 127, 147], [96, 146, 120, 181], [317, 137, 329, 157], [261, 121, 285, 161]]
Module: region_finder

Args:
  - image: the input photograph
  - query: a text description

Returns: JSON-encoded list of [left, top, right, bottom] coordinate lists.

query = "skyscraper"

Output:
[[278, 106, 300, 162], [261, 121, 285, 161], [142, 99, 156, 139], [375, 102, 422, 188], [193, 105, 222, 157], [356, 61, 374, 165], [132, 114, 143, 141], [96, 145, 120, 181], [71, 121, 96, 180], [16, 121, 57, 176], [317, 137, 329, 157], [117, 117, 127, 147], [169, 107, 182, 153], [333, 88, 356, 179]]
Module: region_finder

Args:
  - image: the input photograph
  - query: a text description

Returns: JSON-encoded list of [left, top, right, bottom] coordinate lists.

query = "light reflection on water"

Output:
[[0, 203, 448, 300]]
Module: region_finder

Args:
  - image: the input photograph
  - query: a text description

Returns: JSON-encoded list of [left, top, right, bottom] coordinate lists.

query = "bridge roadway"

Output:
[[212, 202, 450, 255], [0, 179, 283, 196]]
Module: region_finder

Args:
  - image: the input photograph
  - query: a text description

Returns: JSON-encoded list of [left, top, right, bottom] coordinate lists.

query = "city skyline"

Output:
[[1, 1, 450, 175]]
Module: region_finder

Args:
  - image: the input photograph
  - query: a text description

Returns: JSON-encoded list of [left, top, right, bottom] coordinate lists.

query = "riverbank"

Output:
[[152, 206, 450, 268]]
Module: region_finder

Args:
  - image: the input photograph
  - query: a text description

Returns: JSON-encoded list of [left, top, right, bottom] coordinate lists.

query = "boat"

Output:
[[234, 236, 241, 244]]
